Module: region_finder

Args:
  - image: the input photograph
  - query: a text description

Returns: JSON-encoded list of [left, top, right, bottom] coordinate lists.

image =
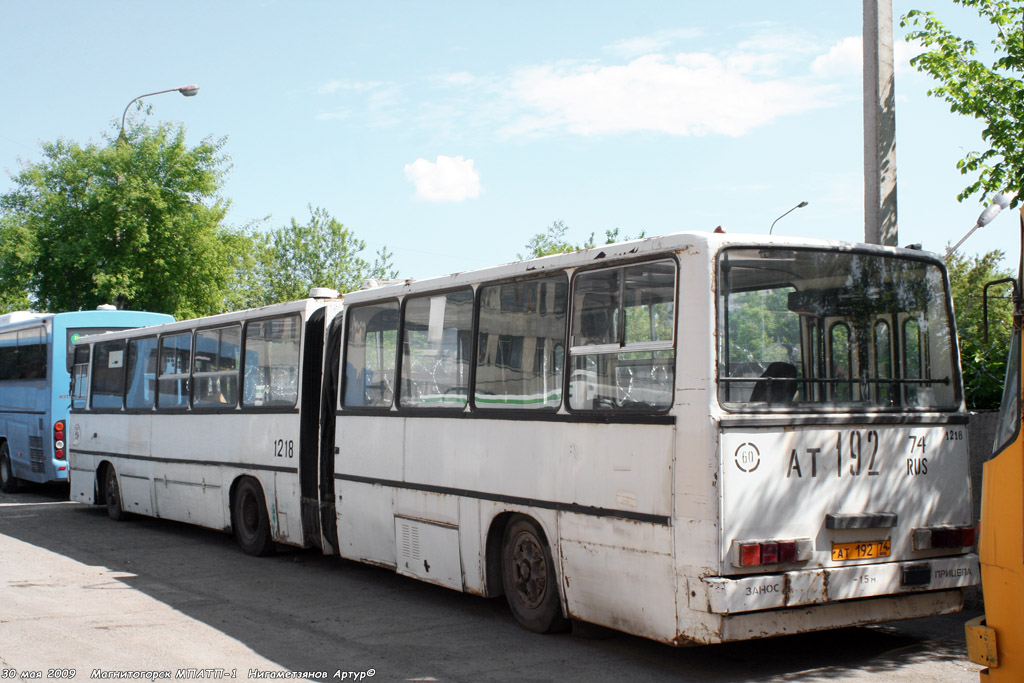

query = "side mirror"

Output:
[[983, 277, 1020, 345]]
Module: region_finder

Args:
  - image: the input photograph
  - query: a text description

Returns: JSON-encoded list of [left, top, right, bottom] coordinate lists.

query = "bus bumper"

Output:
[[965, 615, 998, 672], [690, 554, 979, 614]]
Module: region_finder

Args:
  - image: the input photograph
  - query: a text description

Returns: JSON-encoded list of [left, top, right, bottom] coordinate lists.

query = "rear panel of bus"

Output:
[[686, 242, 979, 642]]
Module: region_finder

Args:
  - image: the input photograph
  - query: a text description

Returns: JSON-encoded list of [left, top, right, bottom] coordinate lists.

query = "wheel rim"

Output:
[[107, 470, 119, 508], [509, 530, 547, 609], [240, 490, 258, 539], [1, 456, 8, 485]]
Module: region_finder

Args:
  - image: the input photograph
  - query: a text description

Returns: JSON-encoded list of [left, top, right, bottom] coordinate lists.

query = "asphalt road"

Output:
[[0, 483, 984, 682]]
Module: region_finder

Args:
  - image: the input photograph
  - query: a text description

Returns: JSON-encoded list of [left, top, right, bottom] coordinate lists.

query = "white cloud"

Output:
[[504, 53, 833, 138], [811, 36, 927, 79], [811, 36, 862, 78], [321, 28, 892, 141], [605, 28, 703, 58], [316, 79, 403, 128], [403, 155, 482, 202], [895, 38, 926, 73], [436, 71, 477, 86]]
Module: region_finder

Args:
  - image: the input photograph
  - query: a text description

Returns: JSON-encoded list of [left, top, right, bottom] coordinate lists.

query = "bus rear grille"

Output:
[[28, 436, 44, 473]]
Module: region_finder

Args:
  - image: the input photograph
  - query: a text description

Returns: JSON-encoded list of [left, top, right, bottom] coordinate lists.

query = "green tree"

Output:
[[946, 248, 1015, 408], [519, 220, 643, 259], [0, 214, 34, 311], [902, 0, 1024, 205], [219, 219, 275, 312], [0, 116, 240, 318], [254, 205, 398, 304]]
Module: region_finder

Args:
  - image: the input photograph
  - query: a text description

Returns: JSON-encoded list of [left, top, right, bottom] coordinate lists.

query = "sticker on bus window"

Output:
[[108, 350, 124, 368]]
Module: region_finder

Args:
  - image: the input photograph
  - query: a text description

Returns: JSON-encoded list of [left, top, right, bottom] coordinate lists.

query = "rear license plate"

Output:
[[832, 539, 891, 561]]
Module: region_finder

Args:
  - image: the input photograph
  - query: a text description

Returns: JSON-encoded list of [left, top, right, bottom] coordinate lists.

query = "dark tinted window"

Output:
[[91, 340, 127, 409]]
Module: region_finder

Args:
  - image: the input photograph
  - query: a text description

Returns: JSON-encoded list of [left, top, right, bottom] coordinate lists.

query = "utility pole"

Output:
[[863, 0, 898, 246]]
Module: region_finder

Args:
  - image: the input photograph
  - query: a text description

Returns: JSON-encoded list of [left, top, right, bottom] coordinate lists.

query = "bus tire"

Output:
[[501, 515, 568, 634], [232, 477, 274, 557], [105, 465, 127, 521], [0, 443, 21, 493]]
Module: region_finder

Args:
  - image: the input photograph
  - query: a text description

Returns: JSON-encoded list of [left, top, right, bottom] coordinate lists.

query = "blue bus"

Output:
[[0, 307, 173, 491]]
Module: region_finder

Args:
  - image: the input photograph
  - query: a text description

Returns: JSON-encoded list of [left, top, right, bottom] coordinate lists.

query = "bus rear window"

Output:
[[717, 248, 959, 412]]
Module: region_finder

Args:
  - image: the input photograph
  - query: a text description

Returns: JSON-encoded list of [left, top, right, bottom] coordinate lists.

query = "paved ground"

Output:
[[0, 483, 985, 682]]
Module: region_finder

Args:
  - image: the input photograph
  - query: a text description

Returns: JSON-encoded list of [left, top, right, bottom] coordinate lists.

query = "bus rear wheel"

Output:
[[105, 465, 127, 521], [501, 515, 568, 633], [0, 443, 21, 493], [232, 477, 274, 557]]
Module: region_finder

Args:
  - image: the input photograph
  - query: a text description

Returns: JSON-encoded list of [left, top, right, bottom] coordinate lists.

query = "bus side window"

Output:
[[193, 326, 241, 408], [342, 303, 399, 409], [91, 339, 127, 410], [125, 337, 158, 410], [0, 331, 16, 379], [242, 316, 300, 408], [475, 275, 568, 411], [400, 290, 473, 408], [569, 260, 676, 412], [0, 328, 46, 381], [158, 332, 192, 409], [71, 345, 90, 410], [17, 328, 46, 380]]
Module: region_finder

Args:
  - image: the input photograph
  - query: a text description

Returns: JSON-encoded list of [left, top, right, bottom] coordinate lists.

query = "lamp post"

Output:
[[118, 84, 200, 141], [769, 201, 809, 235], [944, 191, 1017, 261]]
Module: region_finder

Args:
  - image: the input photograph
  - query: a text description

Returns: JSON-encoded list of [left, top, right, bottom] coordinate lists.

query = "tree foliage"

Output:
[[902, 0, 1024, 205], [946, 247, 1015, 408], [0, 117, 237, 318], [245, 205, 398, 306], [0, 116, 399, 317], [518, 220, 643, 260]]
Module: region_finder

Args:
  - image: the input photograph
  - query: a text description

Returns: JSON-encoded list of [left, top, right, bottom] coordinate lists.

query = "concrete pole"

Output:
[[863, 0, 898, 246]]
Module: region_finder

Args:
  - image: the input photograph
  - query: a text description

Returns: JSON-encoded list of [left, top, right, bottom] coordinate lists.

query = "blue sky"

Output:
[[0, 1, 1016, 281]]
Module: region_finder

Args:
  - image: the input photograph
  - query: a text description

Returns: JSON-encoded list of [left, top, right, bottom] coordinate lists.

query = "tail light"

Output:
[[53, 420, 65, 460], [912, 525, 976, 550], [732, 538, 812, 567]]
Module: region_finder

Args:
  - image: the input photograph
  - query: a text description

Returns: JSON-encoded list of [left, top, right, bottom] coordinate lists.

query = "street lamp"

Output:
[[769, 201, 809, 235], [118, 84, 200, 140], [944, 191, 1017, 260]]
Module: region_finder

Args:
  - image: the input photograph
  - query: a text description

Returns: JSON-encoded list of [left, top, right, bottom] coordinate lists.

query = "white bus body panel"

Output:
[[332, 414, 677, 639], [719, 423, 973, 572]]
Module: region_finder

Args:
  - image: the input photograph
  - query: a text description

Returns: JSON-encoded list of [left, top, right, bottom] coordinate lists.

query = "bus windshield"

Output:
[[718, 247, 960, 412]]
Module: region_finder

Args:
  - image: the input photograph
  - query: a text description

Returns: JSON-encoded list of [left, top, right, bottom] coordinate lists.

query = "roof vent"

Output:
[[96, 304, 118, 311], [309, 287, 340, 299]]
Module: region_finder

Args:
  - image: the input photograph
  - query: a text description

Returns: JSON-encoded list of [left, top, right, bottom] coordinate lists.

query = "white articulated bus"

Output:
[[70, 232, 978, 645], [69, 295, 341, 553]]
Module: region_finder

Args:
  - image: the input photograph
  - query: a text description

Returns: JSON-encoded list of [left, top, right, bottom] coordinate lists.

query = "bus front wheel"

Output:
[[501, 515, 568, 633], [105, 465, 127, 521], [0, 443, 20, 493], [232, 477, 274, 557]]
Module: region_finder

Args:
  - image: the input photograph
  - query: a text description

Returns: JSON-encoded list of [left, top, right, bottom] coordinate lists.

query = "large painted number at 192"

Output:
[[835, 430, 880, 477]]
